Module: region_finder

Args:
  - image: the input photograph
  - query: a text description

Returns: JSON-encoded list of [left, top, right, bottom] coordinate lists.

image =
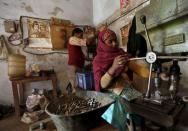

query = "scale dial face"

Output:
[[146, 52, 157, 64]]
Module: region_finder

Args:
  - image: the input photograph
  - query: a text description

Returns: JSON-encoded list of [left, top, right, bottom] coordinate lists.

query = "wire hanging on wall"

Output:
[[22, 45, 68, 55], [0, 16, 19, 21], [1, 16, 87, 55], [105, 0, 150, 26], [8, 33, 22, 46]]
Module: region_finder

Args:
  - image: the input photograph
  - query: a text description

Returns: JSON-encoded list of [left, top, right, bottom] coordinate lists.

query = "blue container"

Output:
[[76, 71, 94, 90]]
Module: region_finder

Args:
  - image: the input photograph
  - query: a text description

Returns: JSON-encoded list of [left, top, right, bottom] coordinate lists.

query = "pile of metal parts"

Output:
[[48, 95, 101, 116]]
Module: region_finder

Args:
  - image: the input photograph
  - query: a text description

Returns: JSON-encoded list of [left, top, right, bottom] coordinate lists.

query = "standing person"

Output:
[[67, 28, 88, 93]]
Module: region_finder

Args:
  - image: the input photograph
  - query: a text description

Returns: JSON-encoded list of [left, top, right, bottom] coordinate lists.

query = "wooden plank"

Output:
[[18, 83, 25, 105], [11, 82, 21, 118], [10, 75, 56, 83]]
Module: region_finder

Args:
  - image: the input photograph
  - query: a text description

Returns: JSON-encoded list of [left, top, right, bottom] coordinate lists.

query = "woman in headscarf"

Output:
[[93, 26, 131, 93], [93, 25, 148, 131], [93, 25, 149, 93]]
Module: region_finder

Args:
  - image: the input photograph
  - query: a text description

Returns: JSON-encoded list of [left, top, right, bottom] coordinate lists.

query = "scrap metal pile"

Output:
[[48, 94, 101, 116]]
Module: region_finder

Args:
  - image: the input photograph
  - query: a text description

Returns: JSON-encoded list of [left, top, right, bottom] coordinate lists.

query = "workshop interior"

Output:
[[0, 0, 188, 131]]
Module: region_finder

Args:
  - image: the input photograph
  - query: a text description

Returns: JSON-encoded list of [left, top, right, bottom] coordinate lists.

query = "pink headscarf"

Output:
[[93, 29, 129, 91]]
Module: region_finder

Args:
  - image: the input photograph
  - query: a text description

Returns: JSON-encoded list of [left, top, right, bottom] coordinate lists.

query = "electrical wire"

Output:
[[22, 45, 68, 55], [1, 15, 87, 55], [0, 16, 19, 21], [107, 0, 150, 26], [8, 33, 22, 46]]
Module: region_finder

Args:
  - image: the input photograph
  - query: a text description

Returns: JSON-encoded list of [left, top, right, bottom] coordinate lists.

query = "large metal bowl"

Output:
[[45, 91, 114, 131]]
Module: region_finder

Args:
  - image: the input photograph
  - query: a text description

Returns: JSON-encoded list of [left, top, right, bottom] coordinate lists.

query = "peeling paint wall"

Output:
[[93, 0, 149, 48], [0, 0, 93, 104], [93, 0, 120, 26], [0, 0, 93, 25]]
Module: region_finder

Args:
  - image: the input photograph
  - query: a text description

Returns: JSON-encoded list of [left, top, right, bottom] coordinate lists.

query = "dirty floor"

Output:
[[0, 87, 188, 131], [0, 107, 188, 131], [0, 114, 117, 131]]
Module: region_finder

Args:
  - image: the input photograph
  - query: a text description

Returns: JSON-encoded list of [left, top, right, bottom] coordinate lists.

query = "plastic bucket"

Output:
[[45, 91, 114, 131]]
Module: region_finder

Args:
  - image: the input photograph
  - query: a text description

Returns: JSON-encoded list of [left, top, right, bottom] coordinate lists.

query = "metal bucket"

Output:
[[45, 91, 114, 131]]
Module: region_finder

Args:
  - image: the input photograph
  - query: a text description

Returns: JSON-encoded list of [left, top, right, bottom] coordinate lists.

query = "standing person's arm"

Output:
[[69, 36, 87, 46]]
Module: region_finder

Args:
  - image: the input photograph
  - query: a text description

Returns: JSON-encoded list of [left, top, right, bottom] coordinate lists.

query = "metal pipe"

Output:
[[128, 55, 188, 61], [145, 63, 153, 98], [140, 15, 153, 52], [157, 56, 188, 59], [144, 24, 153, 52], [128, 57, 146, 61]]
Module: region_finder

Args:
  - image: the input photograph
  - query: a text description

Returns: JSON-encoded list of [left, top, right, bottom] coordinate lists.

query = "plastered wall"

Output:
[[93, 0, 120, 26], [0, 0, 93, 104]]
